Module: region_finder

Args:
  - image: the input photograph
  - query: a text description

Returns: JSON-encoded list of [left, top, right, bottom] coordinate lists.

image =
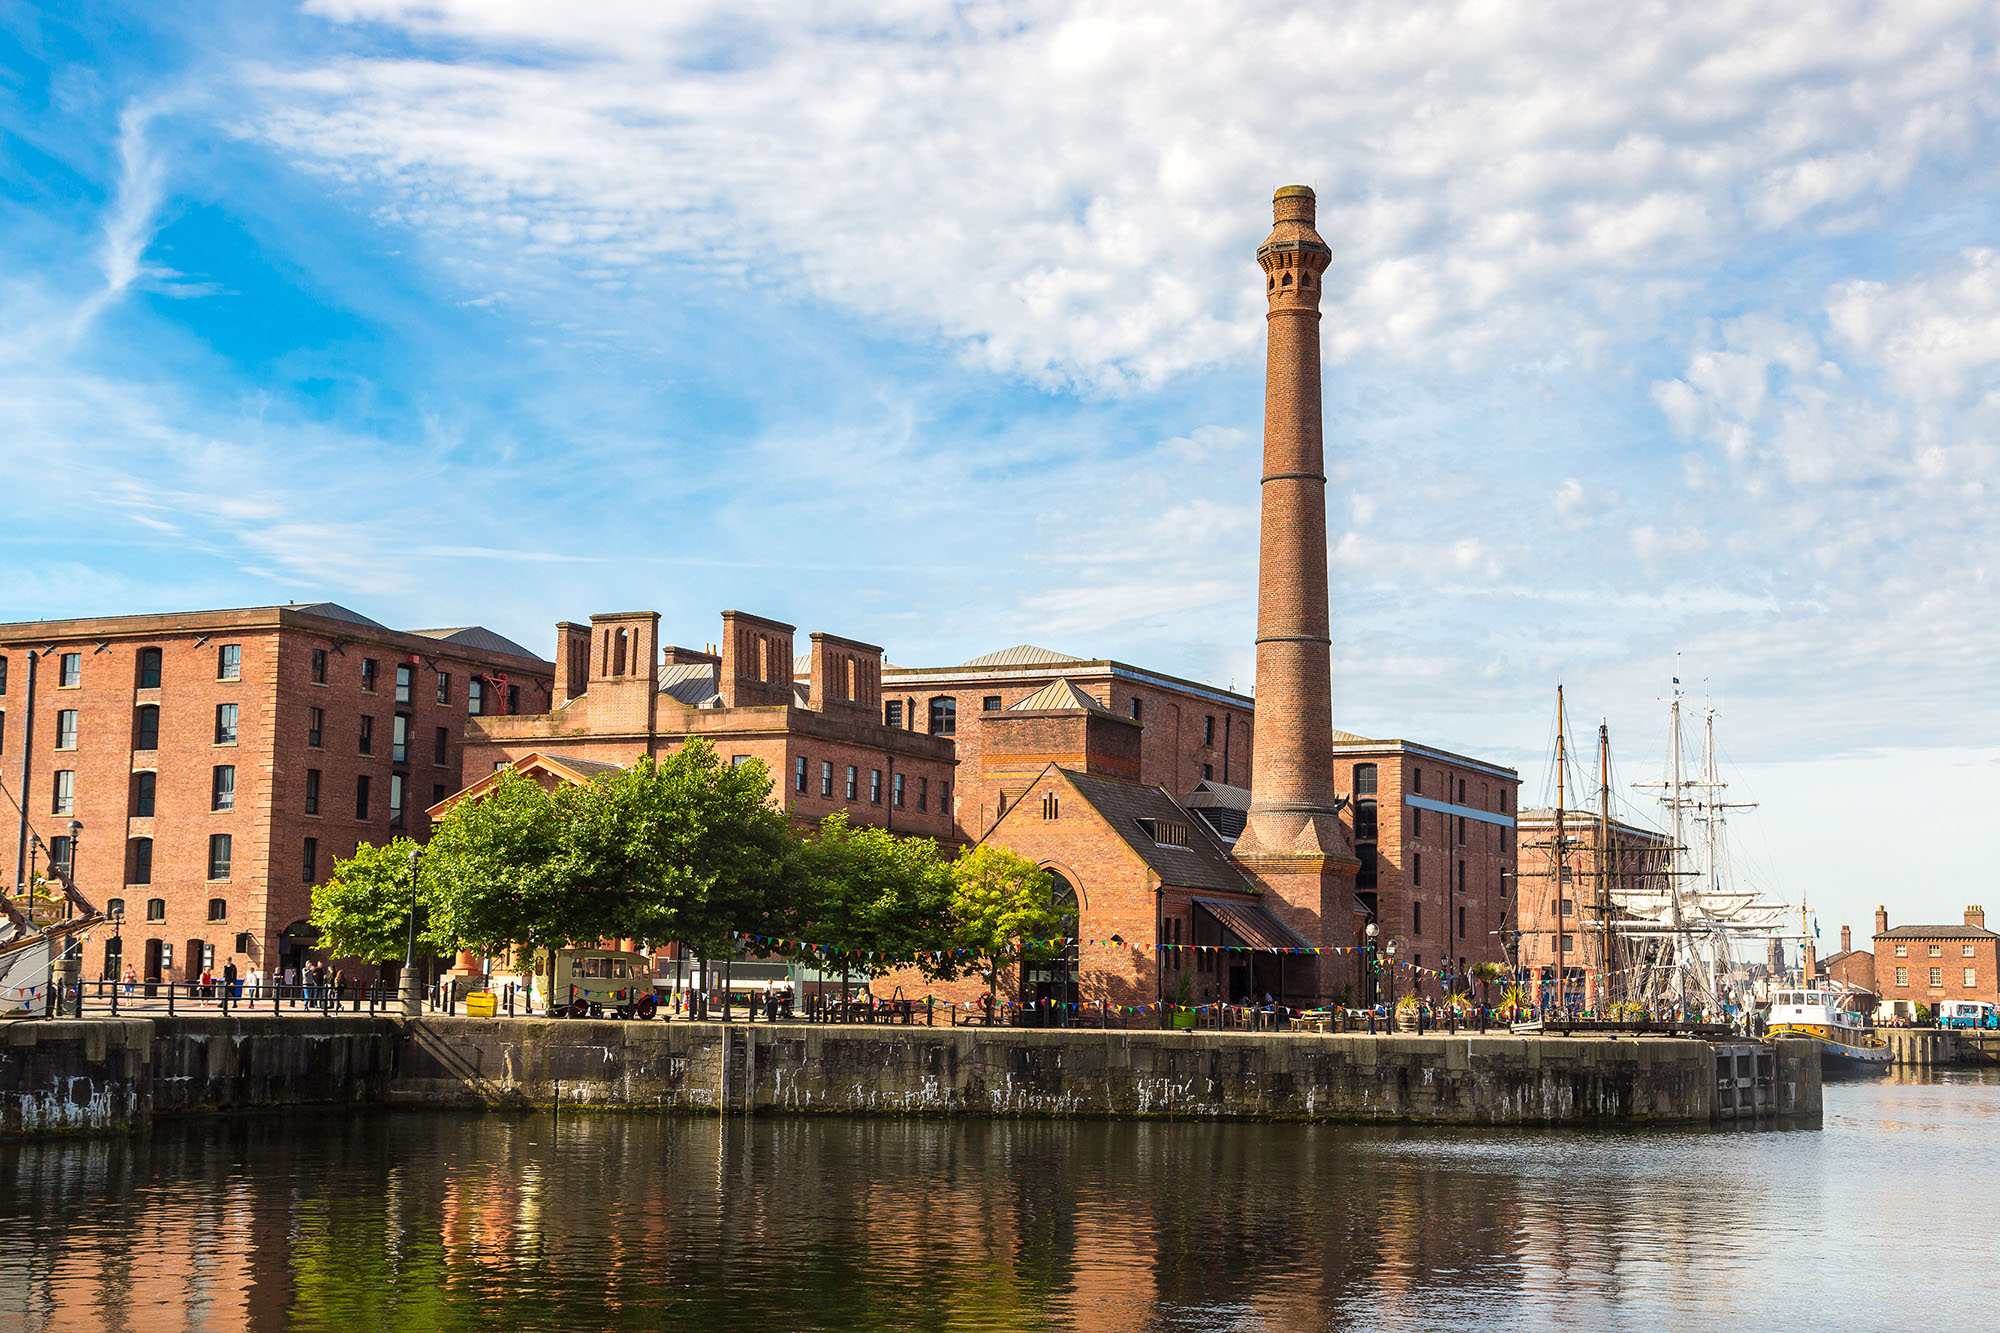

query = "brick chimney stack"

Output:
[[1875, 904, 1889, 937], [1232, 186, 1359, 998], [1968, 905, 1986, 930], [1840, 925, 1852, 954]]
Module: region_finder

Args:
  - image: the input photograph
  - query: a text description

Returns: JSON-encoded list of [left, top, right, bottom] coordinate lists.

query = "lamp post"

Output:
[[1363, 919, 1379, 1008], [1383, 937, 1399, 1010], [399, 844, 423, 1017], [52, 820, 83, 1016]]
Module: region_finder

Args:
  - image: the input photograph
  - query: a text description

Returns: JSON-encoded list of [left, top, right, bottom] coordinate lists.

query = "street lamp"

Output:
[[399, 844, 423, 1017], [1383, 937, 1399, 1010], [1363, 920, 1379, 1008]]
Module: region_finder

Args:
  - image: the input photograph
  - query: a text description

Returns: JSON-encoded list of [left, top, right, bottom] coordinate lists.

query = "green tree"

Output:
[[420, 768, 567, 953], [791, 814, 958, 982], [948, 844, 1072, 1006], [309, 836, 446, 963]]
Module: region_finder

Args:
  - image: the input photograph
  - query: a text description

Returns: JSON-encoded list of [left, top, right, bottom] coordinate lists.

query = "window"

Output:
[[1559, 897, 1575, 917], [1500, 789, 1510, 813], [820, 761, 833, 797], [392, 714, 409, 764], [1964, 944, 1977, 958], [918, 777, 929, 812], [311, 648, 328, 684], [983, 695, 1003, 712], [52, 769, 74, 816], [208, 898, 228, 922], [1894, 942, 1908, 957], [1457, 860, 1466, 894], [942, 782, 950, 812], [1412, 808, 1422, 836], [1965, 968, 1978, 987], [434, 726, 449, 766], [207, 833, 232, 881], [1458, 778, 1467, 802], [1929, 944, 1942, 957], [893, 773, 906, 808], [304, 769, 321, 815], [436, 671, 451, 704], [1413, 852, 1422, 887], [59, 652, 81, 688], [1559, 935, 1575, 953], [1205, 715, 1216, 746], [307, 707, 324, 748], [1413, 767, 1422, 793], [469, 679, 484, 715], [137, 647, 163, 689], [355, 775, 371, 820], [1895, 966, 1908, 986], [1202, 763, 1213, 780], [1353, 800, 1377, 841], [929, 697, 956, 735], [107, 897, 125, 920], [146, 898, 166, 922], [132, 771, 155, 817], [303, 837, 318, 884], [128, 838, 152, 885], [214, 703, 238, 745], [358, 715, 373, 755], [389, 774, 405, 828], [1413, 901, 1422, 935], [0, 709, 5, 755], [1930, 967, 1944, 988], [56, 709, 78, 750], [1129, 697, 1143, 721], [870, 769, 882, 804], [217, 644, 241, 681], [794, 757, 808, 794], [0, 656, 7, 693], [845, 766, 858, 801], [132, 705, 158, 751], [1458, 905, 1466, 940], [1354, 763, 1377, 796], [431, 783, 444, 804], [360, 658, 378, 692], [211, 766, 235, 811], [395, 664, 413, 703], [1457, 816, 1466, 845], [508, 685, 520, 714], [884, 701, 903, 728]]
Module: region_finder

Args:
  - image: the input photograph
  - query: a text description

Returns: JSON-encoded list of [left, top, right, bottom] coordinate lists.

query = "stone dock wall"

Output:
[[2, 1016, 1821, 1137]]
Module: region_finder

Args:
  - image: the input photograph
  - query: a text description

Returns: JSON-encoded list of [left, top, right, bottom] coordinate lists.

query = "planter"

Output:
[[1393, 1009, 1419, 1032], [1171, 1011, 1198, 1030]]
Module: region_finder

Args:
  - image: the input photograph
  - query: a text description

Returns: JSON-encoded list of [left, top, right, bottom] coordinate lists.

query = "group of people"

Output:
[[109, 960, 358, 1005]]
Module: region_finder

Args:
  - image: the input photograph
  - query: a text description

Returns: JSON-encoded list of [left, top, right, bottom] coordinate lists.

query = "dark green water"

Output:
[[3, 1072, 1995, 1331]]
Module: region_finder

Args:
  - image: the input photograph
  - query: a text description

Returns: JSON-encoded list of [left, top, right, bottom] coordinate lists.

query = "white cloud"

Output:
[[240, 0, 1999, 390]]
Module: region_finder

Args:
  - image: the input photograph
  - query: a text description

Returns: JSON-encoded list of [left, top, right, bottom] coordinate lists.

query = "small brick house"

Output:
[[1871, 904, 1999, 1019]]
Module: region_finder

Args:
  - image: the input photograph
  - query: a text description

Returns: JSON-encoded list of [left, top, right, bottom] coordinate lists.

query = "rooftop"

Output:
[[1057, 767, 1253, 896]]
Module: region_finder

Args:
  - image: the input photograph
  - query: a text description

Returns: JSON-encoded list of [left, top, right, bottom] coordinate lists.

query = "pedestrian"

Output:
[[199, 968, 215, 1000], [122, 965, 136, 996], [223, 960, 239, 1000]]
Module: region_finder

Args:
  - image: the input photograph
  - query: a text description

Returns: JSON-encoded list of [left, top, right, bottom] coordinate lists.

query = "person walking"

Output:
[[122, 964, 136, 997]]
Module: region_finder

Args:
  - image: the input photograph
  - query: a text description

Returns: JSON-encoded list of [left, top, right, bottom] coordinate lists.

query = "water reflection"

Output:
[[4, 1074, 1997, 1331]]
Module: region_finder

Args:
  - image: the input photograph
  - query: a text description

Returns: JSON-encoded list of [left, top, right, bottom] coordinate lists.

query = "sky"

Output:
[[3, 2, 1997, 947]]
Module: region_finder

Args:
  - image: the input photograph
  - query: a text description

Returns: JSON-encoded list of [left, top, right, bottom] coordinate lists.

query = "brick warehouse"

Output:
[[1513, 807, 1673, 1010], [1869, 904, 2000, 1020], [0, 603, 552, 985], [447, 608, 957, 845]]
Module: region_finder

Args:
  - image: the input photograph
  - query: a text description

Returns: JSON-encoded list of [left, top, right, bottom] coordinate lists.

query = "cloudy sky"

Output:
[[4, 2, 1996, 944]]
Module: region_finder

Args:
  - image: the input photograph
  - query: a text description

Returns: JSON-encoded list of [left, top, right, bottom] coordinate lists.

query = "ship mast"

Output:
[[1598, 719, 1615, 1011], [1554, 685, 1569, 1018]]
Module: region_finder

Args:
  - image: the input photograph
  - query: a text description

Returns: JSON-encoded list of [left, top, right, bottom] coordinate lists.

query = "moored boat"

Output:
[[1765, 985, 1888, 1074]]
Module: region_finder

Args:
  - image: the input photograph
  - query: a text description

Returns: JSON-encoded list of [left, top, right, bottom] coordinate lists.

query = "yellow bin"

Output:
[[464, 991, 498, 1018]]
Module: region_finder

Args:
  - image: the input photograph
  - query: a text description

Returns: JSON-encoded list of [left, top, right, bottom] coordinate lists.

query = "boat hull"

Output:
[[1768, 1023, 1889, 1076]]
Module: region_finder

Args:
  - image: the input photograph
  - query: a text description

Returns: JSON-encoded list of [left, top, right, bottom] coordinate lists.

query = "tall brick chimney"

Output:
[[1968, 905, 1986, 930], [1840, 925, 1852, 954], [1232, 186, 1359, 999], [1875, 904, 1889, 937]]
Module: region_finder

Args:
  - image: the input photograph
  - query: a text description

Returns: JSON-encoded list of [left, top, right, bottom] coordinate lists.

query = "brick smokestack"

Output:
[[1840, 925, 1851, 954], [1232, 186, 1358, 1002], [1237, 186, 1351, 865], [1875, 904, 1889, 937]]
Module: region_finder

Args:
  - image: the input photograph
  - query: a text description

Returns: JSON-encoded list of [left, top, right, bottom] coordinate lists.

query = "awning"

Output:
[[1193, 896, 1312, 951]]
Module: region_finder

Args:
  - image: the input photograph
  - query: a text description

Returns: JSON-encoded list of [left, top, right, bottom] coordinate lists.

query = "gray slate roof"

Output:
[[1877, 924, 1998, 940], [959, 644, 1084, 669], [289, 602, 389, 628], [658, 661, 723, 707], [541, 754, 626, 780], [1060, 768, 1253, 895], [1008, 679, 1115, 714], [407, 625, 541, 660]]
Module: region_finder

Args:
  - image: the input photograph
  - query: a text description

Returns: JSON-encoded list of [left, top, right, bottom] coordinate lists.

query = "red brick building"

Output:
[[453, 608, 957, 843], [1513, 808, 1673, 1010], [1871, 904, 1999, 1019], [1817, 924, 1877, 997], [878, 646, 1253, 840], [0, 603, 552, 984]]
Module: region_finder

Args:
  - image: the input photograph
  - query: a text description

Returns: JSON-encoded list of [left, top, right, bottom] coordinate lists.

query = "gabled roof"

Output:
[[1184, 779, 1251, 841], [425, 750, 626, 818], [1008, 679, 1115, 714], [1331, 729, 1375, 744], [407, 625, 540, 659], [1058, 767, 1253, 894], [1877, 924, 1999, 940], [959, 644, 1084, 669]]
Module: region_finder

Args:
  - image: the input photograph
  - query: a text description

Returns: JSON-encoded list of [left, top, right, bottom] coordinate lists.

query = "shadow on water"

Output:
[[3, 1074, 1997, 1332]]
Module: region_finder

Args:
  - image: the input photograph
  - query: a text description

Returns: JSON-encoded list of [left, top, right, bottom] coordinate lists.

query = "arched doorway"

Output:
[[279, 921, 320, 981], [1019, 872, 1080, 1028]]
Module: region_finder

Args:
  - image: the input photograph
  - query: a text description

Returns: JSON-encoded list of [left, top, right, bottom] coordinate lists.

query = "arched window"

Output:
[[136, 647, 162, 689], [613, 629, 629, 677], [145, 898, 166, 921], [106, 897, 126, 920]]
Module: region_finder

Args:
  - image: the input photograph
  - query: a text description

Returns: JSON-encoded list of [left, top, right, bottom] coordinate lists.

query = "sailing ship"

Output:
[[2, 775, 102, 1017]]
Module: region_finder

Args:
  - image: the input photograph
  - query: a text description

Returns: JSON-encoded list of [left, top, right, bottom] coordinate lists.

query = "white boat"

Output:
[[1765, 985, 1889, 1074]]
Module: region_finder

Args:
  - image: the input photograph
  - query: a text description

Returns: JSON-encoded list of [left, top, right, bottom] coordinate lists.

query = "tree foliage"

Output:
[[948, 844, 1071, 1001], [791, 814, 958, 980], [309, 837, 445, 964]]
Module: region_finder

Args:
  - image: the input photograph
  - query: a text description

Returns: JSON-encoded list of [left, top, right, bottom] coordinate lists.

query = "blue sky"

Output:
[[5, 2, 1998, 942]]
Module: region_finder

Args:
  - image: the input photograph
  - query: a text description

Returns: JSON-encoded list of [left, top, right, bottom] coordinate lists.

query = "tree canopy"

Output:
[[309, 836, 443, 964], [948, 844, 1072, 1001]]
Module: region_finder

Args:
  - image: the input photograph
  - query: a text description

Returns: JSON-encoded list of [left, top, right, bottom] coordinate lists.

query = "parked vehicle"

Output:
[[535, 948, 656, 1019], [1937, 999, 1998, 1030]]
